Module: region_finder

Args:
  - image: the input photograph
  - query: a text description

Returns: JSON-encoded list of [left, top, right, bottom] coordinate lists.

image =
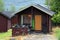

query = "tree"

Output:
[[0, 0, 4, 12], [46, 0, 60, 24], [10, 4, 16, 12]]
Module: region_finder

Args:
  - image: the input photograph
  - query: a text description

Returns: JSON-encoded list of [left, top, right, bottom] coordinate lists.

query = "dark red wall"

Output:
[[0, 14, 8, 32], [8, 20, 11, 29], [11, 15, 19, 26]]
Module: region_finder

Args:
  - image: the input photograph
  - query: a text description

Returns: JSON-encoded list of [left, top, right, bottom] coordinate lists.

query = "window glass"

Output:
[[23, 15, 32, 25]]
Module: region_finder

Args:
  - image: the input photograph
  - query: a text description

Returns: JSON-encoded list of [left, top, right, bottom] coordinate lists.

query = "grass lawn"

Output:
[[0, 29, 12, 40], [53, 27, 60, 40]]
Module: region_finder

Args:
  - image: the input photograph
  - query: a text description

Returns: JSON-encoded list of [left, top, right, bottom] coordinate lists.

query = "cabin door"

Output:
[[35, 15, 42, 30]]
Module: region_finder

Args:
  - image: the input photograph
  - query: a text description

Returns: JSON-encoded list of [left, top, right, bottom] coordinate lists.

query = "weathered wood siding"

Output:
[[0, 14, 8, 32], [8, 20, 11, 29], [42, 13, 49, 32], [11, 15, 19, 26], [49, 16, 52, 32]]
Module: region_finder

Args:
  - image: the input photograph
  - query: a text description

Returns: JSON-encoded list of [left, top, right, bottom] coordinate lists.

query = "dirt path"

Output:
[[10, 33, 57, 40], [22, 33, 57, 40]]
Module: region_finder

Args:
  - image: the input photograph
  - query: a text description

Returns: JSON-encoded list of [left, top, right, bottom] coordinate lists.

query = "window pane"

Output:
[[23, 15, 32, 25]]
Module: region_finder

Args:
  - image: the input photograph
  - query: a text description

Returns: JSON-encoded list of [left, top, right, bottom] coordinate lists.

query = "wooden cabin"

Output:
[[0, 3, 55, 33], [0, 12, 12, 32], [11, 4, 55, 33]]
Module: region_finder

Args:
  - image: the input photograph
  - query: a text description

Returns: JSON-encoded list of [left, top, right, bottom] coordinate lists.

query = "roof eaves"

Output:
[[32, 3, 55, 16]]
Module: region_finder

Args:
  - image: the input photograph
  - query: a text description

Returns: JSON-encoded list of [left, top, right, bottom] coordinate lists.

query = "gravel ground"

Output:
[[23, 33, 57, 40], [10, 33, 57, 40]]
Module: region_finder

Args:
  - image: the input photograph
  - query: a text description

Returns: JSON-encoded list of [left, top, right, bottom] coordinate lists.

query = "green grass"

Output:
[[54, 28, 60, 40], [0, 29, 12, 40]]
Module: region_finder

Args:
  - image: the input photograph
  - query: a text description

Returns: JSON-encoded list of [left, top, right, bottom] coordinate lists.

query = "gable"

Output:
[[16, 6, 51, 16], [11, 3, 55, 17]]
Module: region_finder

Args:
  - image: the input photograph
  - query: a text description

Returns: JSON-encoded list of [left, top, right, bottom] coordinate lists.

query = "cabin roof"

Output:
[[2, 11, 14, 18], [1, 3, 55, 18]]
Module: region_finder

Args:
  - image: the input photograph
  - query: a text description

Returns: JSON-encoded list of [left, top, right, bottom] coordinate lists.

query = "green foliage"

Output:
[[0, 0, 4, 12], [10, 4, 16, 12], [46, 0, 60, 23], [51, 11, 60, 24]]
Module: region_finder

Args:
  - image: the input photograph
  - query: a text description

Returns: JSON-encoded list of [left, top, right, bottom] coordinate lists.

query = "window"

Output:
[[21, 15, 32, 25]]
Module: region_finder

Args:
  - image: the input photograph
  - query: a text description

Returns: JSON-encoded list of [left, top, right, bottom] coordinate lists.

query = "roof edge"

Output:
[[10, 3, 55, 18]]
